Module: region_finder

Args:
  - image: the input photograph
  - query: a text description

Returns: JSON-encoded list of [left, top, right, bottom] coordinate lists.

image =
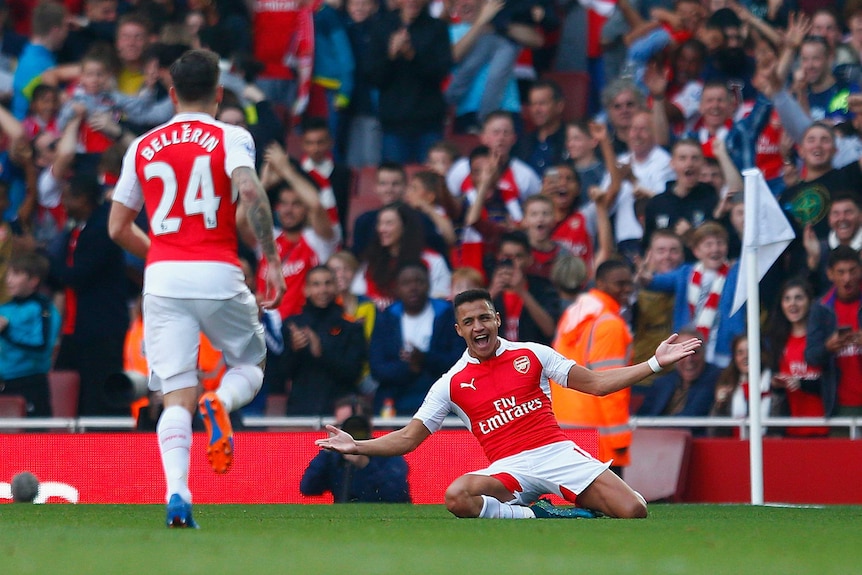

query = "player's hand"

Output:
[[260, 263, 286, 310], [315, 424, 359, 454], [654, 333, 701, 367]]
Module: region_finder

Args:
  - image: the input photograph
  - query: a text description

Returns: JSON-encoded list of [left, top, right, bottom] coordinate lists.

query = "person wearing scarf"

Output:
[[639, 221, 745, 368]]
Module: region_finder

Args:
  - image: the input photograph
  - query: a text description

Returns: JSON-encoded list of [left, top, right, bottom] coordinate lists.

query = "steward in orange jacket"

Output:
[[551, 262, 635, 467]]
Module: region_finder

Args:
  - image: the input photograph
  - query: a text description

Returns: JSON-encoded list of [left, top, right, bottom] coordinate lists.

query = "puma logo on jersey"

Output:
[[460, 378, 476, 390]]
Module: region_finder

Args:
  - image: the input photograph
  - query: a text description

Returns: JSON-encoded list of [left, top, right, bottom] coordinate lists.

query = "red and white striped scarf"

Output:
[[301, 154, 343, 244], [687, 262, 729, 341], [460, 165, 523, 224]]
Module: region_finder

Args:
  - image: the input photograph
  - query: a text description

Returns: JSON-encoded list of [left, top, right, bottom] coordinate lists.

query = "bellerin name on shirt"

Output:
[[140, 123, 219, 160]]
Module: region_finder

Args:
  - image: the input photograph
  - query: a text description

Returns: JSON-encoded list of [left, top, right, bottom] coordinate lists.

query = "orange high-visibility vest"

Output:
[[552, 290, 633, 466]]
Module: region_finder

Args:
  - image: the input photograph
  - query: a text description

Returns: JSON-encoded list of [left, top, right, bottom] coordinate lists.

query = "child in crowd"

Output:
[[22, 84, 59, 140], [542, 163, 593, 271], [521, 194, 561, 280], [405, 169, 458, 247], [449, 265, 485, 299], [564, 120, 607, 198], [0, 251, 61, 416], [425, 140, 460, 178], [0, 183, 12, 304], [640, 221, 744, 368], [710, 334, 772, 436], [55, 45, 153, 156]]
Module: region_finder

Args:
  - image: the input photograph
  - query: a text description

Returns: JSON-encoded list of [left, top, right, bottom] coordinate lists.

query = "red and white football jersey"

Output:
[[258, 227, 338, 319], [113, 112, 256, 299], [414, 338, 576, 463]]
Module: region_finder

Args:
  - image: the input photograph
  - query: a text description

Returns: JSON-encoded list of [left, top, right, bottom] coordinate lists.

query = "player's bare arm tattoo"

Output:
[[234, 166, 278, 262]]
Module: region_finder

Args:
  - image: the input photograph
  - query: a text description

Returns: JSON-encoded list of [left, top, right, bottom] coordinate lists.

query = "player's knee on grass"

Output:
[[613, 492, 648, 519], [444, 483, 480, 518]]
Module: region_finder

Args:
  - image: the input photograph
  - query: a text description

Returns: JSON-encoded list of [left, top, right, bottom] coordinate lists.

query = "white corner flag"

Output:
[[733, 168, 795, 506], [730, 169, 796, 316]]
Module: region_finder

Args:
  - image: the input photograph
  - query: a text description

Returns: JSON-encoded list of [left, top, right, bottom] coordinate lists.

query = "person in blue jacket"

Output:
[[0, 251, 61, 416], [369, 260, 465, 414], [637, 328, 720, 435], [640, 221, 745, 368], [301, 405, 410, 503]]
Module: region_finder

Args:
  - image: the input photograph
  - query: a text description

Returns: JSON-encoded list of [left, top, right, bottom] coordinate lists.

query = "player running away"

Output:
[[109, 49, 285, 528], [317, 289, 700, 519]]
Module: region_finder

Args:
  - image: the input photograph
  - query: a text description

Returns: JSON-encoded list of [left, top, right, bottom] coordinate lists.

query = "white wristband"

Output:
[[647, 355, 662, 373]]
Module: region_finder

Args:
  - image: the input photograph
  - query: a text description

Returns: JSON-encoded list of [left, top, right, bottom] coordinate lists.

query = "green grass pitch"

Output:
[[2, 504, 861, 575]]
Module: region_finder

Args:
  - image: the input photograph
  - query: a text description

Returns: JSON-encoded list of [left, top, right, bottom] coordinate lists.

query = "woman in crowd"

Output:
[[710, 334, 772, 436], [765, 278, 831, 437], [351, 202, 451, 308]]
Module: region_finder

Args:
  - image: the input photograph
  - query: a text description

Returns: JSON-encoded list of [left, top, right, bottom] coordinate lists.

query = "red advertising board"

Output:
[[0, 429, 598, 504]]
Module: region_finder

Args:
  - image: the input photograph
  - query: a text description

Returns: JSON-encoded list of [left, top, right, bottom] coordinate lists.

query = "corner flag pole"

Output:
[[742, 168, 764, 505]]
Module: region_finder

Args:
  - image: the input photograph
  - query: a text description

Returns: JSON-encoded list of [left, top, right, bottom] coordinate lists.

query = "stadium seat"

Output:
[[540, 71, 590, 122], [0, 395, 27, 433], [622, 428, 692, 503], [346, 167, 384, 247], [265, 393, 287, 416], [404, 163, 426, 180], [0, 395, 26, 417], [49, 370, 80, 418], [447, 133, 480, 157]]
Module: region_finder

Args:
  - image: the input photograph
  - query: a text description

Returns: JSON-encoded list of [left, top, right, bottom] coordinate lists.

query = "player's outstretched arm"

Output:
[[233, 165, 286, 309], [567, 333, 701, 396], [316, 419, 431, 457]]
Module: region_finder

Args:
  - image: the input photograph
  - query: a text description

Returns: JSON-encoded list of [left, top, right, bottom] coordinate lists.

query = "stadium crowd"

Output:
[[2, 0, 862, 460]]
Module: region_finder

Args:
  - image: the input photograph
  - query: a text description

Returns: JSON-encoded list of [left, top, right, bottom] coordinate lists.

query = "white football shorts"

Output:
[[470, 440, 611, 506], [143, 291, 265, 393]]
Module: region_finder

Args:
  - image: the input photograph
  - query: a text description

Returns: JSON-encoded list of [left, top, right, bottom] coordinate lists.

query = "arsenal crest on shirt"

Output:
[[513, 356, 530, 374]]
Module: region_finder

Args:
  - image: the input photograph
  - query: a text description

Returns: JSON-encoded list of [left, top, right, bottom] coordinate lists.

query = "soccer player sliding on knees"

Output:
[[316, 289, 699, 519]]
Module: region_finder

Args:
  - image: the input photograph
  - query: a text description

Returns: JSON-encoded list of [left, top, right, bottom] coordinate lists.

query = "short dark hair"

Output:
[[170, 49, 220, 105], [305, 264, 334, 284], [118, 12, 153, 35], [530, 79, 563, 102], [8, 251, 49, 281], [377, 161, 406, 181], [649, 229, 684, 249], [830, 192, 862, 210], [396, 259, 429, 279], [671, 137, 703, 155], [32, 1, 66, 37], [453, 288, 495, 312], [81, 43, 120, 76], [827, 244, 861, 268], [67, 173, 103, 206], [469, 145, 491, 162], [300, 116, 330, 135], [482, 110, 514, 129], [427, 140, 460, 162], [595, 258, 632, 282], [146, 42, 190, 69], [498, 230, 530, 254]]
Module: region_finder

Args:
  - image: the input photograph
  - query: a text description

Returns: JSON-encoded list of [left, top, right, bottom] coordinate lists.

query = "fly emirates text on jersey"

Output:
[[478, 396, 543, 435]]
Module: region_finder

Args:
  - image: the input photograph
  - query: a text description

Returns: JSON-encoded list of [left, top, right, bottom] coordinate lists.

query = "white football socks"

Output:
[[158, 405, 192, 503], [479, 495, 536, 519], [215, 365, 264, 413]]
